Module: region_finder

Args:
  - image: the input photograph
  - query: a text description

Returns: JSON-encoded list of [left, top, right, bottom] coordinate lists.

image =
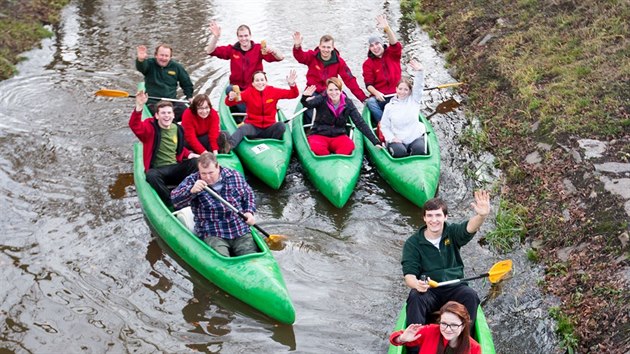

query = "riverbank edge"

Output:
[[0, 0, 70, 80], [408, 0, 629, 352]]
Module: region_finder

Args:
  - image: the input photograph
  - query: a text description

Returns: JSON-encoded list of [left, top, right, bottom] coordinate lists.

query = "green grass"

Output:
[[484, 199, 527, 253], [0, 0, 70, 80], [549, 306, 579, 353]]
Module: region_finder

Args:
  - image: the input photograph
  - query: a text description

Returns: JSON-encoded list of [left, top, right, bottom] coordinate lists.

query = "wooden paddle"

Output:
[[202, 185, 288, 248], [427, 260, 513, 288], [95, 89, 189, 103]]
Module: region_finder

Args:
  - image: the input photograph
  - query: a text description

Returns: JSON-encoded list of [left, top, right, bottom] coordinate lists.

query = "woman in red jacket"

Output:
[[225, 69, 299, 148], [389, 301, 481, 354], [182, 94, 230, 155]]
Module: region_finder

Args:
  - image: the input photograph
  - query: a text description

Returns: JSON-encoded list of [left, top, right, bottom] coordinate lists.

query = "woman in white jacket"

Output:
[[380, 59, 427, 157]]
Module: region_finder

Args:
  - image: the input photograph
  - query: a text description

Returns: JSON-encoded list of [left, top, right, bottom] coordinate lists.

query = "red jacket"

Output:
[[389, 324, 481, 354], [128, 109, 191, 171], [293, 46, 367, 102], [225, 84, 299, 129], [210, 41, 281, 90], [362, 42, 402, 95], [181, 107, 220, 154]]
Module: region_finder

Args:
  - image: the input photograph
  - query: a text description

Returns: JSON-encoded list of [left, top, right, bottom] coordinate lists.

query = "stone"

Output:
[[599, 176, 630, 199], [538, 143, 552, 151], [571, 149, 583, 163], [525, 151, 542, 164], [563, 178, 578, 194], [619, 231, 629, 249], [557, 246, 574, 262], [478, 33, 495, 46], [594, 162, 630, 174], [577, 139, 607, 159]]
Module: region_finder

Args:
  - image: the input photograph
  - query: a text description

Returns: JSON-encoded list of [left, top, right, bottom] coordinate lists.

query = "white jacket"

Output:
[[380, 69, 426, 144]]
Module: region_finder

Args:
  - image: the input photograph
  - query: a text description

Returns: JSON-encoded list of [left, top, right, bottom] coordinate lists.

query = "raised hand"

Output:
[[303, 85, 317, 96], [376, 14, 389, 31], [408, 59, 423, 72], [399, 324, 424, 344], [471, 190, 490, 217], [209, 20, 221, 38], [292, 32, 303, 48], [136, 45, 148, 61], [135, 91, 148, 110], [286, 69, 297, 86]]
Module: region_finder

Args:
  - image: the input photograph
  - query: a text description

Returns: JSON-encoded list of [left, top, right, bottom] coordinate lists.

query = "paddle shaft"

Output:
[[129, 94, 188, 103], [202, 185, 272, 239], [434, 273, 489, 287], [282, 107, 308, 123]]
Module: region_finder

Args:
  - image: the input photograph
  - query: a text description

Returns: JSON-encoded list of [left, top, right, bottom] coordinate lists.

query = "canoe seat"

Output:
[[173, 207, 196, 235]]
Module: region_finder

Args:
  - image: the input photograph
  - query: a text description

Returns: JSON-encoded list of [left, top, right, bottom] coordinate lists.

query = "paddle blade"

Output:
[[436, 82, 463, 89], [95, 89, 131, 98], [265, 234, 288, 251], [488, 260, 513, 283]]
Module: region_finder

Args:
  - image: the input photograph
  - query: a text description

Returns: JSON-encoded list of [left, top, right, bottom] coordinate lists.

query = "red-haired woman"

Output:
[[182, 94, 229, 155], [389, 301, 481, 354]]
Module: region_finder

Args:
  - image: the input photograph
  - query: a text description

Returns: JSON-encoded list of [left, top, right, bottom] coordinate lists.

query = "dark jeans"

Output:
[[387, 135, 427, 157], [228, 122, 286, 149], [147, 101, 187, 123], [365, 96, 392, 123], [184, 131, 231, 154], [406, 283, 480, 326], [145, 159, 198, 207]]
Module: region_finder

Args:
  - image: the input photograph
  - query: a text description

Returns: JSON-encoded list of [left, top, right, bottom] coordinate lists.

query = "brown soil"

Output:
[[414, 0, 629, 352]]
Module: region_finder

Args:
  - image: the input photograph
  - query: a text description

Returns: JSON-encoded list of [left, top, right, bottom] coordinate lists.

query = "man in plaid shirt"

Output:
[[171, 152, 257, 257]]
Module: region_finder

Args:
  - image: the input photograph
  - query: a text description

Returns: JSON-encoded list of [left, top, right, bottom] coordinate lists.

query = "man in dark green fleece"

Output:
[[136, 44, 193, 122], [402, 190, 490, 337]]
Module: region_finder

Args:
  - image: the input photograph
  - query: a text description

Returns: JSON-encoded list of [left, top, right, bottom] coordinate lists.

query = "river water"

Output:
[[0, 0, 560, 353]]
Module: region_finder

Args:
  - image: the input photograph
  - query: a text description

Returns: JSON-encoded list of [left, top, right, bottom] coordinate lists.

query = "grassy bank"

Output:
[[405, 0, 629, 352], [0, 0, 70, 80]]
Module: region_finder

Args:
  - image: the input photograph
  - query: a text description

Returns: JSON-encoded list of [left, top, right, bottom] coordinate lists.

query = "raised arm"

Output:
[[376, 14, 398, 45], [409, 59, 425, 104], [135, 45, 149, 73], [205, 20, 222, 55]]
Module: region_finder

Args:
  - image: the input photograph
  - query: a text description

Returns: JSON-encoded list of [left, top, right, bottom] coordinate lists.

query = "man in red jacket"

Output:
[[292, 32, 368, 124], [206, 21, 284, 115], [129, 92, 199, 207], [362, 14, 402, 123]]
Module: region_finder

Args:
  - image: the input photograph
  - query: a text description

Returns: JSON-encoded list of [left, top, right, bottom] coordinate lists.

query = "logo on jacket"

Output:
[[315, 65, 321, 70], [233, 54, 240, 59], [167, 70, 176, 76], [444, 238, 451, 246], [265, 99, 275, 104]]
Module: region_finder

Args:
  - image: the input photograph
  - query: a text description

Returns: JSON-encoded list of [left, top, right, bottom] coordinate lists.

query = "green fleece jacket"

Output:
[[401, 221, 475, 282], [135, 58, 193, 101]]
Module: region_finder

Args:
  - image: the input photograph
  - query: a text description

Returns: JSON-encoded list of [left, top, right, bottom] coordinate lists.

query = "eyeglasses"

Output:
[[439, 322, 463, 330]]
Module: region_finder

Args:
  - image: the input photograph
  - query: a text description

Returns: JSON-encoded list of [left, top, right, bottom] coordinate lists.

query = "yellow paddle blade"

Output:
[[265, 234, 288, 251], [436, 82, 463, 89], [488, 260, 513, 283], [95, 89, 131, 98]]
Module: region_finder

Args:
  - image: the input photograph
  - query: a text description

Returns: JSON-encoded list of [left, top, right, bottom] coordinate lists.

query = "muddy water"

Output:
[[0, 0, 559, 353]]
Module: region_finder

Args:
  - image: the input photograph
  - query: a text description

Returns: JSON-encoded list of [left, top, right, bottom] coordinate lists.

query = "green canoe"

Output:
[[387, 303, 496, 353], [362, 107, 440, 208], [291, 103, 365, 208], [132, 143, 295, 324], [218, 89, 292, 189]]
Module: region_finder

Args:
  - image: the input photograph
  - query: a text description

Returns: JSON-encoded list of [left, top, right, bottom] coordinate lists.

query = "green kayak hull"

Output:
[[291, 103, 364, 208], [218, 89, 292, 189], [362, 107, 440, 207], [132, 142, 295, 324], [387, 303, 496, 354]]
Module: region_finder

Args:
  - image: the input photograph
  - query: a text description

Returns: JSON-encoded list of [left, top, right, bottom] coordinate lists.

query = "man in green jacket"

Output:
[[402, 190, 490, 335], [136, 44, 193, 122]]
